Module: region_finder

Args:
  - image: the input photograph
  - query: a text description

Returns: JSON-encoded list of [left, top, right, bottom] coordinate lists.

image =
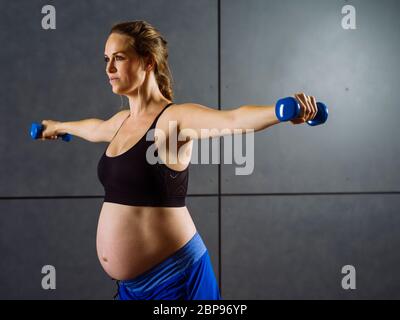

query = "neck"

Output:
[[124, 71, 171, 118]]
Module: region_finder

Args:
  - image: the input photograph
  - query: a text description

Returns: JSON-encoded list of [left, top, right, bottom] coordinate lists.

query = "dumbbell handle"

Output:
[[30, 122, 72, 142], [275, 97, 328, 126]]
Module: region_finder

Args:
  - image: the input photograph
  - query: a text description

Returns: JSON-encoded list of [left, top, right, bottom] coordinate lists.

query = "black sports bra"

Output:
[[97, 103, 189, 207]]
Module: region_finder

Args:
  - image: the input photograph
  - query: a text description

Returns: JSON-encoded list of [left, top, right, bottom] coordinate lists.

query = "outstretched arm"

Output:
[[172, 103, 279, 140], [54, 109, 129, 142], [173, 92, 318, 140]]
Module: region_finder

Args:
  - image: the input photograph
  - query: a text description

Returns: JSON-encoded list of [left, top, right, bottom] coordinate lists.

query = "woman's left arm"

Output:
[[173, 92, 318, 140], [172, 103, 279, 140]]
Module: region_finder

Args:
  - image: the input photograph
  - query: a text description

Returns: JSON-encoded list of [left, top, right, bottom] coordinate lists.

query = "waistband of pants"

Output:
[[119, 231, 207, 290]]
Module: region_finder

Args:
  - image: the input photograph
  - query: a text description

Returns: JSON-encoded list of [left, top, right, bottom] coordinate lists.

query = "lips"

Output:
[[109, 78, 119, 84]]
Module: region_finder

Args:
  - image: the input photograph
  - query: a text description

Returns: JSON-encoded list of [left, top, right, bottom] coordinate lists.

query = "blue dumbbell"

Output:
[[275, 97, 328, 126], [30, 122, 72, 142]]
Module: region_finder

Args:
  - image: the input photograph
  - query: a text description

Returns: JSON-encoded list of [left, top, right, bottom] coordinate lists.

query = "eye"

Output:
[[104, 56, 124, 63]]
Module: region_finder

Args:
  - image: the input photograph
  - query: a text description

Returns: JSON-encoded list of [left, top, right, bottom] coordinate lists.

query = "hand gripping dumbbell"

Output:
[[30, 122, 72, 142], [275, 97, 328, 126]]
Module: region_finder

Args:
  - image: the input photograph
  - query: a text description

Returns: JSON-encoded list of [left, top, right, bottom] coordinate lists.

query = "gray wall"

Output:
[[0, 0, 399, 299]]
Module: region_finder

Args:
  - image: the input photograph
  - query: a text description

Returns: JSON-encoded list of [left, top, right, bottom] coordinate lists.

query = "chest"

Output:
[[106, 118, 193, 171]]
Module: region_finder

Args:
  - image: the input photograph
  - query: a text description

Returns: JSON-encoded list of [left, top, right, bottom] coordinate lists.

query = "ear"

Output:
[[146, 56, 155, 71]]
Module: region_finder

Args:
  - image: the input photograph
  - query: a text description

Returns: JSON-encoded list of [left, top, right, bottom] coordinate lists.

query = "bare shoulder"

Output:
[[96, 109, 130, 142], [163, 103, 195, 120], [167, 102, 217, 118], [109, 109, 131, 125], [168, 102, 191, 114], [158, 102, 208, 129], [155, 103, 180, 122], [108, 109, 131, 128], [154, 103, 182, 140]]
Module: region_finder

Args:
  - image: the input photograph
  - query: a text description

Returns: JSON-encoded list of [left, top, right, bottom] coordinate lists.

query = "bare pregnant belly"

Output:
[[96, 202, 197, 281]]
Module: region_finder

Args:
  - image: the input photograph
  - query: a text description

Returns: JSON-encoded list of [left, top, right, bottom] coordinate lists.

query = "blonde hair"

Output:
[[110, 20, 174, 102]]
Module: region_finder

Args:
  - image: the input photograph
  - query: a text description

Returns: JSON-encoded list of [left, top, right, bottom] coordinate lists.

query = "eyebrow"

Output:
[[104, 51, 127, 56]]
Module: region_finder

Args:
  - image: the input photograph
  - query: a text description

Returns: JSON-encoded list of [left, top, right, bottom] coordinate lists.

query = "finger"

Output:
[[304, 95, 313, 120], [294, 93, 307, 119], [305, 95, 317, 121], [296, 92, 307, 105], [310, 96, 317, 119], [306, 95, 316, 120]]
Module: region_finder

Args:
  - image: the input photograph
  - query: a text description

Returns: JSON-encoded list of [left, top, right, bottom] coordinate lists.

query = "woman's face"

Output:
[[104, 33, 146, 95]]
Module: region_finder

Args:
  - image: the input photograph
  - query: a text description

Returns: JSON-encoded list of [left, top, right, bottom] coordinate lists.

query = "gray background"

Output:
[[0, 0, 399, 299]]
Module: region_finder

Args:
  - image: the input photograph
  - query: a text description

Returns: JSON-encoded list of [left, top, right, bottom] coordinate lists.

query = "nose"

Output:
[[106, 58, 117, 74]]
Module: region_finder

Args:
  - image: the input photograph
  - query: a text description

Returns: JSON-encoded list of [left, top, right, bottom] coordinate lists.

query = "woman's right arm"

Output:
[[55, 118, 104, 142], [54, 110, 129, 143]]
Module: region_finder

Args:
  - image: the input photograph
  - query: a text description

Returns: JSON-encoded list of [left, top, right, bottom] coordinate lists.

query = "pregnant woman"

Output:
[[39, 20, 319, 300]]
